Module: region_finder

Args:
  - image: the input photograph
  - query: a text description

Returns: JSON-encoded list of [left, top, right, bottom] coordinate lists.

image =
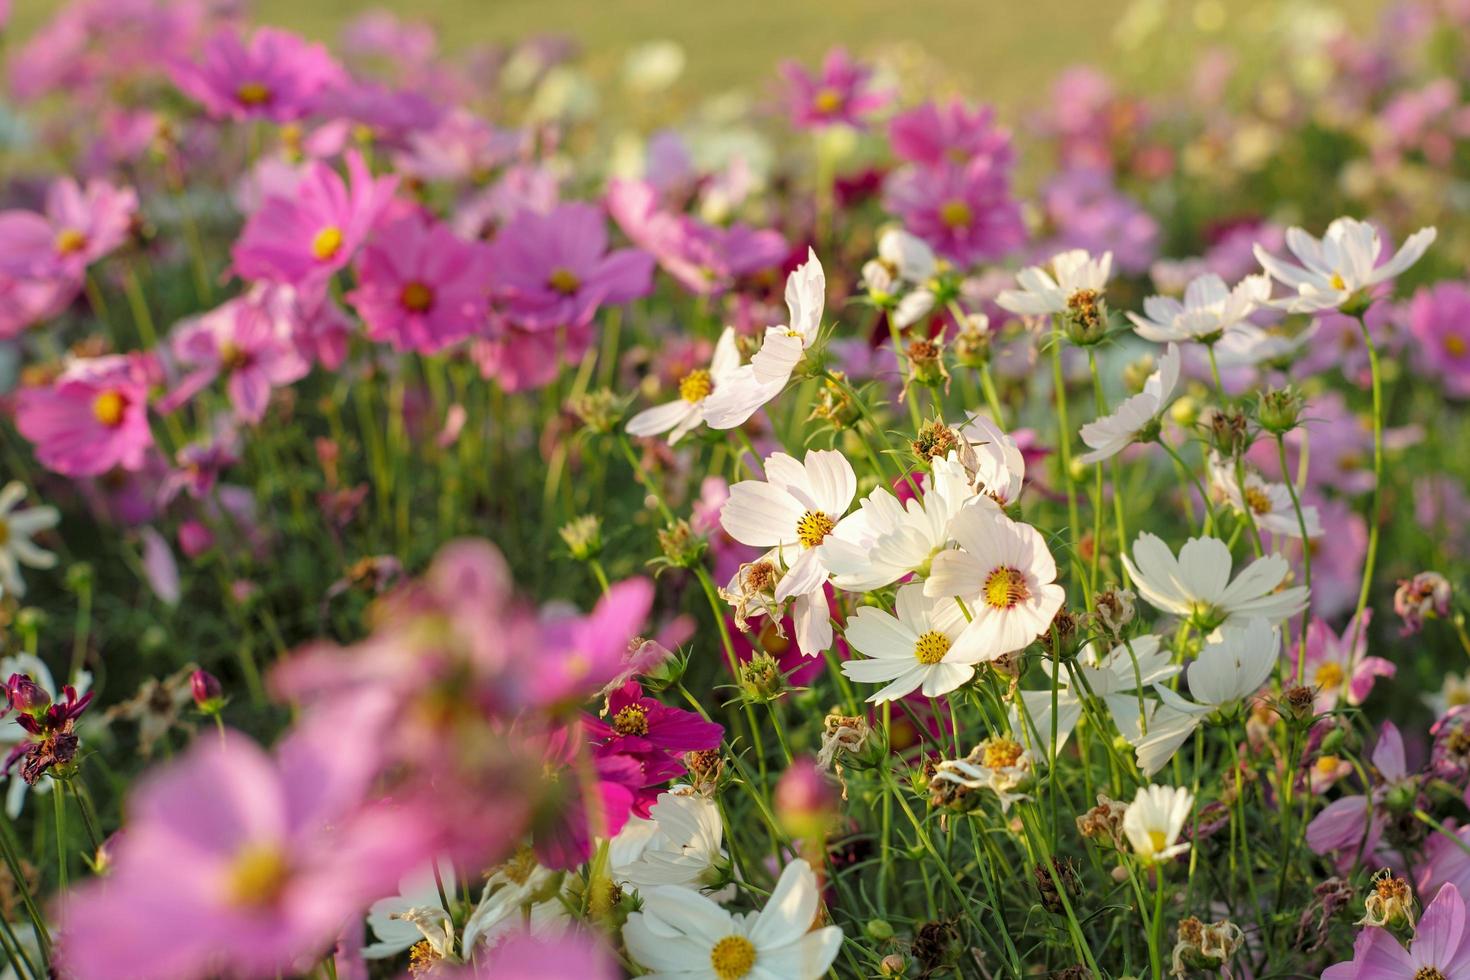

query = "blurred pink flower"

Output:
[[169, 26, 344, 123], [438, 929, 619, 980], [165, 290, 311, 424], [1300, 610, 1392, 713], [349, 215, 489, 353], [780, 47, 889, 130], [883, 160, 1025, 268], [15, 354, 155, 477], [890, 99, 1014, 169], [1409, 281, 1470, 398], [0, 177, 137, 281]]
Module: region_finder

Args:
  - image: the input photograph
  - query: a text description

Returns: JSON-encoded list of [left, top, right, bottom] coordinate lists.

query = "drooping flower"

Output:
[[612, 790, 728, 894], [232, 150, 398, 288], [1125, 273, 1270, 344], [1253, 217, 1436, 313], [1396, 571, 1453, 635], [348, 214, 489, 353], [1123, 533, 1309, 630], [996, 249, 1113, 317], [840, 582, 979, 702], [930, 736, 1036, 812], [0, 177, 137, 281], [622, 858, 842, 979], [923, 506, 1065, 661], [15, 354, 155, 477], [169, 26, 344, 122], [745, 248, 827, 390], [1078, 343, 1180, 464], [955, 415, 1028, 505], [1122, 784, 1193, 864], [362, 863, 457, 959], [779, 47, 889, 130]]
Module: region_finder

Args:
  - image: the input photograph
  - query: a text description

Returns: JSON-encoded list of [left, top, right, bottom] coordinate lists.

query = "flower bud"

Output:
[[1122, 353, 1156, 394], [952, 315, 992, 368], [904, 338, 948, 390], [178, 520, 215, 559], [6, 674, 50, 716], [190, 669, 226, 714], [1395, 572, 1452, 636], [1093, 588, 1136, 638], [1063, 288, 1109, 346], [739, 652, 786, 701], [911, 420, 959, 464], [568, 388, 624, 434], [1256, 385, 1304, 435], [653, 519, 708, 571], [1201, 405, 1252, 457], [865, 918, 895, 942], [558, 515, 603, 561], [775, 757, 839, 840], [1170, 394, 1200, 428], [879, 953, 908, 977], [809, 371, 859, 430]]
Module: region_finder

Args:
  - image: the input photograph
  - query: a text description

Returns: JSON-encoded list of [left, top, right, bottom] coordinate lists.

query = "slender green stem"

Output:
[[1351, 313, 1385, 634]]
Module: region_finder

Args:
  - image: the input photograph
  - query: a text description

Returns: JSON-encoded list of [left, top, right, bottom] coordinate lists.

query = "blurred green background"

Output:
[[12, 0, 1382, 107]]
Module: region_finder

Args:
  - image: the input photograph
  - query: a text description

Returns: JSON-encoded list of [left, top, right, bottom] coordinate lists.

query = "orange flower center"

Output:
[[236, 81, 272, 106], [939, 200, 973, 229], [1446, 334, 1468, 358], [400, 281, 435, 312], [225, 843, 289, 907], [54, 228, 88, 256], [547, 267, 581, 295], [813, 87, 843, 114], [612, 704, 649, 736]]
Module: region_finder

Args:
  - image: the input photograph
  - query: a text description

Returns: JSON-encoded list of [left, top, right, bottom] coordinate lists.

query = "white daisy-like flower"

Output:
[[840, 583, 979, 702], [1253, 217, 1436, 313], [996, 249, 1113, 317], [622, 858, 842, 980], [931, 736, 1036, 812], [0, 482, 59, 599], [1130, 618, 1279, 776], [956, 415, 1026, 505], [717, 548, 834, 658], [463, 851, 567, 958], [1212, 320, 1319, 367], [614, 790, 728, 893], [628, 327, 771, 444], [863, 229, 939, 329], [1017, 635, 1180, 752], [1125, 273, 1270, 344], [748, 248, 827, 387], [1206, 452, 1322, 539], [363, 863, 458, 959], [1122, 784, 1194, 864], [817, 454, 984, 593], [1122, 532, 1308, 630], [1077, 343, 1181, 465], [923, 506, 1066, 661]]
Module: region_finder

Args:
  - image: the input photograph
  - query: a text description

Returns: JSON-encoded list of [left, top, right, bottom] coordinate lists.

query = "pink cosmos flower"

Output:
[[535, 724, 642, 869], [1301, 610, 1393, 713], [585, 681, 722, 813], [169, 26, 344, 123], [883, 160, 1026, 268], [438, 929, 619, 980], [890, 99, 1015, 169], [57, 728, 434, 980], [1323, 884, 1470, 979], [489, 203, 654, 331], [780, 47, 890, 130], [0, 177, 137, 281], [1035, 168, 1160, 275], [471, 322, 593, 393], [15, 354, 155, 477], [348, 215, 489, 353], [1409, 281, 1470, 398], [0, 274, 76, 339], [164, 290, 311, 424], [1306, 722, 1416, 871], [232, 150, 398, 288]]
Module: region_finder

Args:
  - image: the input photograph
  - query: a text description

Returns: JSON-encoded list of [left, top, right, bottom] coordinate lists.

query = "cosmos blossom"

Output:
[[169, 26, 345, 122], [348, 214, 490, 353], [15, 354, 156, 477], [779, 47, 889, 130], [0, 177, 137, 281]]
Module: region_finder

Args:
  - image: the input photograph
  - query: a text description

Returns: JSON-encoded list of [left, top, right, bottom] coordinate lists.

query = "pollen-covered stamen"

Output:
[[678, 368, 713, 403], [939, 199, 972, 229], [813, 87, 843, 114], [547, 267, 581, 295], [1067, 288, 1102, 329], [709, 934, 757, 979], [612, 703, 649, 737], [982, 737, 1023, 770], [236, 81, 272, 106], [311, 225, 344, 261], [1243, 484, 1273, 515], [400, 281, 435, 312], [982, 566, 1030, 610], [1417, 968, 1448, 980], [795, 510, 836, 548], [1313, 662, 1344, 691], [1329, 272, 1347, 291], [54, 228, 88, 256], [226, 843, 289, 907], [92, 390, 126, 427], [913, 630, 952, 665]]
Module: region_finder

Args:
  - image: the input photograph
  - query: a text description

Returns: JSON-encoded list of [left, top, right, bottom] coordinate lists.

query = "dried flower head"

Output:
[[1359, 868, 1416, 928], [1170, 916, 1244, 978]]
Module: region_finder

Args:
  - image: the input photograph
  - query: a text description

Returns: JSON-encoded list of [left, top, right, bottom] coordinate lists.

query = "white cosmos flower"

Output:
[[363, 863, 458, 958], [0, 482, 58, 599], [1253, 217, 1436, 313], [748, 248, 826, 387], [1122, 532, 1308, 629], [1206, 452, 1321, 539], [718, 547, 834, 657], [923, 507, 1066, 661], [1125, 274, 1270, 344], [622, 858, 842, 980], [956, 415, 1026, 505], [1077, 343, 1180, 465], [817, 454, 985, 593], [628, 327, 769, 444], [1131, 618, 1278, 776], [1212, 320, 1319, 368], [863, 229, 939, 329], [1122, 784, 1194, 863], [463, 855, 567, 959], [614, 790, 728, 894], [1018, 635, 1180, 753], [996, 249, 1113, 317], [840, 583, 978, 702]]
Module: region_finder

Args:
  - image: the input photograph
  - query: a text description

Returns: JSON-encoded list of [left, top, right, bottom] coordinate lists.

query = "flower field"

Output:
[[1, 1, 1469, 977]]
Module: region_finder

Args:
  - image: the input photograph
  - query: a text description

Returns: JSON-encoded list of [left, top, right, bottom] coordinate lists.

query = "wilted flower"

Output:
[[1395, 572, 1452, 635]]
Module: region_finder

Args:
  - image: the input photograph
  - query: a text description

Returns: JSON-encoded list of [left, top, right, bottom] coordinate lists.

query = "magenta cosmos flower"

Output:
[[490, 202, 654, 331], [348, 214, 490, 353], [169, 26, 344, 123], [1410, 281, 1470, 398], [15, 354, 154, 477], [57, 728, 433, 980], [1301, 610, 1394, 714], [1324, 883, 1470, 979], [232, 150, 397, 288], [1306, 721, 1416, 871], [780, 46, 890, 130], [165, 289, 311, 425], [884, 159, 1026, 268], [439, 929, 619, 980], [890, 99, 1016, 169], [0, 177, 137, 281]]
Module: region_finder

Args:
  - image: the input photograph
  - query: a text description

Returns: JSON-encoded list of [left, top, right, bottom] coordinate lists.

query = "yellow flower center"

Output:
[[1329, 272, 1347, 291], [547, 267, 581, 296], [226, 843, 289, 907], [1446, 334, 1468, 358], [1314, 754, 1341, 775], [492, 845, 538, 885], [236, 81, 272, 106], [1416, 967, 1447, 980], [407, 940, 441, 978], [1313, 662, 1344, 691], [982, 737, 1023, 770], [1243, 485, 1273, 515], [679, 368, 713, 403], [1147, 829, 1168, 854], [982, 566, 1030, 610], [710, 935, 757, 979], [0, 519, 10, 547], [311, 225, 344, 261], [913, 630, 952, 665], [92, 390, 126, 427], [939, 199, 973, 230], [219, 339, 248, 371], [54, 228, 88, 256], [795, 510, 835, 548], [813, 87, 843, 113], [612, 704, 649, 736], [400, 281, 435, 312]]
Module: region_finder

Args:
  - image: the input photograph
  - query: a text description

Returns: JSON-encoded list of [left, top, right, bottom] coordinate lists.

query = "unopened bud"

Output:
[[5, 675, 49, 716], [1257, 385, 1304, 435], [190, 669, 226, 715], [775, 757, 839, 839], [559, 515, 604, 561]]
